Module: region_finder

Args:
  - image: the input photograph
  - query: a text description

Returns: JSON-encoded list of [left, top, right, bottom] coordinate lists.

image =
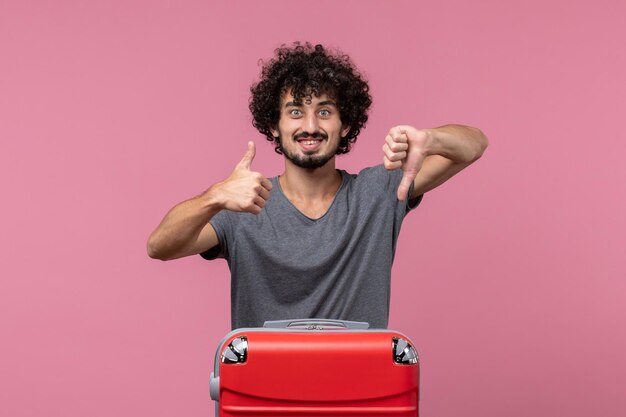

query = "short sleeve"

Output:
[[361, 165, 424, 212], [199, 210, 231, 260]]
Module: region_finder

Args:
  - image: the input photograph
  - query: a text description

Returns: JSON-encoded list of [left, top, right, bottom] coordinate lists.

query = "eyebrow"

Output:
[[284, 100, 337, 108]]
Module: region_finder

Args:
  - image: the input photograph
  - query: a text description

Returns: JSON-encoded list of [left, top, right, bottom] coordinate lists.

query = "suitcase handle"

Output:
[[262, 318, 370, 330]]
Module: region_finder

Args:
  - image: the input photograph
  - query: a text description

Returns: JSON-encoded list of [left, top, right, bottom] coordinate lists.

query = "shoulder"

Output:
[[344, 164, 422, 210], [345, 164, 403, 192]]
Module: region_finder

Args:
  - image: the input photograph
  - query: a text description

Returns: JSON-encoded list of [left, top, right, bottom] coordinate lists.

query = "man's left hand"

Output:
[[383, 125, 432, 201]]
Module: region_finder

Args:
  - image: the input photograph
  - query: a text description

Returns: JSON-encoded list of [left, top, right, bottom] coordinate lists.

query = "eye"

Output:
[[289, 109, 302, 117], [318, 109, 331, 117]]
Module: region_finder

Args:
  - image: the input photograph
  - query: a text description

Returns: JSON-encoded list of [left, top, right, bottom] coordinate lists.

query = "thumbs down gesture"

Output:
[[382, 126, 432, 201]]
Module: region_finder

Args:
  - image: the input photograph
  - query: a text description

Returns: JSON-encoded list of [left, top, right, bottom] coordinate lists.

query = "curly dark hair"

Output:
[[249, 42, 372, 155]]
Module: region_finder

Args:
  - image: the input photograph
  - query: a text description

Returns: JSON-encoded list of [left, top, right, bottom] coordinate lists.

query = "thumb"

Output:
[[396, 149, 424, 201], [237, 141, 256, 169], [397, 169, 417, 201]]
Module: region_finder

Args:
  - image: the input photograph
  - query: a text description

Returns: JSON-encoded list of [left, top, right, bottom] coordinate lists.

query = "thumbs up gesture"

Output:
[[382, 126, 431, 201], [216, 142, 273, 214]]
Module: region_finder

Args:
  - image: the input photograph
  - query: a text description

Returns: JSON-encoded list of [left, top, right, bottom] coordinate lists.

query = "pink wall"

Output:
[[2, 1, 625, 416]]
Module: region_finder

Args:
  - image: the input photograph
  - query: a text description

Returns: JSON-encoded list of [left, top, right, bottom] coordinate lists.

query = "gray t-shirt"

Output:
[[201, 164, 422, 329]]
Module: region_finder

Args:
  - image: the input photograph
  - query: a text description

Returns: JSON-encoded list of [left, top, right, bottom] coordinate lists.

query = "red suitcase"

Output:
[[209, 319, 420, 417]]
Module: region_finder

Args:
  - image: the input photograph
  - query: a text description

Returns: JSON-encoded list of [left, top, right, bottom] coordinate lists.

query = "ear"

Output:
[[270, 126, 279, 138], [341, 125, 351, 138]]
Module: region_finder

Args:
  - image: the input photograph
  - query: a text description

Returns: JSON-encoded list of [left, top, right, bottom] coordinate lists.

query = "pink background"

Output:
[[1, 1, 625, 416]]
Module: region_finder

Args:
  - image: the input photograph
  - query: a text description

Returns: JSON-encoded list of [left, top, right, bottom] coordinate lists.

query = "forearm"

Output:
[[383, 124, 489, 199], [426, 124, 489, 163], [147, 187, 222, 260]]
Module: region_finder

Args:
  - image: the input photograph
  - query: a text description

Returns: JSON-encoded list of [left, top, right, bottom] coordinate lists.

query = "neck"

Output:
[[279, 157, 342, 201]]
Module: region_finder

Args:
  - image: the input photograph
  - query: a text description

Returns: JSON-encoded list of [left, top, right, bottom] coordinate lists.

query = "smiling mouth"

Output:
[[297, 139, 323, 145], [295, 138, 325, 153]]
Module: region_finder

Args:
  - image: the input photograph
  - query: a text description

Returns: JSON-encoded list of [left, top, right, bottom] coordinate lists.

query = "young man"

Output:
[[147, 43, 488, 329]]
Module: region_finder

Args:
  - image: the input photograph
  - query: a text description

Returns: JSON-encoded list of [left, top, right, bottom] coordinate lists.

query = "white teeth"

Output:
[[301, 140, 320, 145]]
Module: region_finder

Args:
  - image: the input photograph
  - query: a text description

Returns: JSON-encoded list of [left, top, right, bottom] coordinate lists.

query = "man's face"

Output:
[[271, 90, 350, 169]]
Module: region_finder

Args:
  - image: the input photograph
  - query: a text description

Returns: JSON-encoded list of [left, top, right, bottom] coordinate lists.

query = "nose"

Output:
[[303, 112, 319, 133]]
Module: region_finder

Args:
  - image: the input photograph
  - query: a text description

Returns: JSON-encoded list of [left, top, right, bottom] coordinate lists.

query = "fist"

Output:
[[216, 142, 273, 214], [383, 126, 431, 201]]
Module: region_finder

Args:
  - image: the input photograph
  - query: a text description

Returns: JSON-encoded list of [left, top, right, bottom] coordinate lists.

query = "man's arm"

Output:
[[147, 191, 222, 261], [382, 124, 488, 200], [147, 142, 272, 261]]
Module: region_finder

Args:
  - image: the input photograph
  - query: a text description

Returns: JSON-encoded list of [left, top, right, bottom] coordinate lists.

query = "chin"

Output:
[[288, 153, 334, 169]]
